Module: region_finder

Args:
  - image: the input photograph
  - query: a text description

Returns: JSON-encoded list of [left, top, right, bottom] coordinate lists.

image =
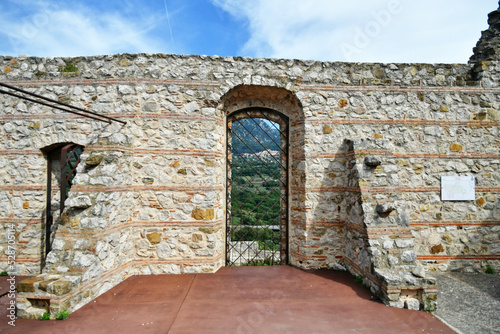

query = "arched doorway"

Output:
[[42, 143, 84, 262], [226, 108, 289, 265]]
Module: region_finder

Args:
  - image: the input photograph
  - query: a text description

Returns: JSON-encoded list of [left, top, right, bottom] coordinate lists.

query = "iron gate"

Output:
[[226, 108, 289, 266], [45, 143, 83, 257]]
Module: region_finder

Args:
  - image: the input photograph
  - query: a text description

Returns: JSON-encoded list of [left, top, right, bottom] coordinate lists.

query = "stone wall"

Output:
[[1, 5, 499, 317]]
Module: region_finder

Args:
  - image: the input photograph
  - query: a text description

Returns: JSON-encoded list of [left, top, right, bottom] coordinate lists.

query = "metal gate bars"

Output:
[[45, 143, 84, 258], [226, 108, 289, 266]]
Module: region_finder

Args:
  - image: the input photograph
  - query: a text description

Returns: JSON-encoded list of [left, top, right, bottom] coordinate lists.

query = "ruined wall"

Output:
[[0, 9, 499, 315], [302, 80, 499, 270], [0, 57, 228, 316]]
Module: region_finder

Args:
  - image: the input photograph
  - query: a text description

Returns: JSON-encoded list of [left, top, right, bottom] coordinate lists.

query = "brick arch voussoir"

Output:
[[37, 134, 87, 152], [218, 84, 303, 121]]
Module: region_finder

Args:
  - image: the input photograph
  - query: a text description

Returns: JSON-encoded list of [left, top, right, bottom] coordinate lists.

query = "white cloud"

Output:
[[0, 0, 497, 62], [0, 1, 167, 57], [212, 0, 498, 63]]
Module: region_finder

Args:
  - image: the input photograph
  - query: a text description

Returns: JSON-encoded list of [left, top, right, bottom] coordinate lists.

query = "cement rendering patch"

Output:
[[435, 273, 500, 334]]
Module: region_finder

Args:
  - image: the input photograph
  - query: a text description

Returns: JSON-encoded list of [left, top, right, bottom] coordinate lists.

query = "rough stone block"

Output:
[[147, 232, 162, 244], [387, 300, 405, 308], [396, 212, 410, 227], [404, 275, 418, 286], [376, 203, 395, 216], [142, 177, 154, 184], [476, 197, 486, 206], [38, 279, 58, 292], [430, 244, 445, 254], [192, 233, 203, 242], [156, 243, 171, 259], [450, 143, 463, 152], [80, 217, 107, 229], [119, 59, 133, 66], [383, 240, 394, 250], [48, 280, 72, 296], [364, 156, 382, 167], [17, 277, 44, 292], [488, 108, 499, 120], [412, 165, 424, 174], [192, 208, 215, 220], [85, 155, 103, 167], [412, 265, 426, 278], [405, 298, 421, 310], [395, 239, 414, 248], [199, 226, 220, 234], [66, 196, 92, 209], [376, 270, 402, 285], [23, 306, 48, 320], [388, 255, 399, 266], [401, 250, 417, 263]]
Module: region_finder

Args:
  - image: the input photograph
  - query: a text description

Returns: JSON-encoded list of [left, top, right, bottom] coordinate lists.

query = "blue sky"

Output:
[[0, 0, 497, 63]]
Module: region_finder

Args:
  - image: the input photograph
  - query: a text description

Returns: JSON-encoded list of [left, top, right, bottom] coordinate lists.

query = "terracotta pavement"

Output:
[[0, 266, 454, 334]]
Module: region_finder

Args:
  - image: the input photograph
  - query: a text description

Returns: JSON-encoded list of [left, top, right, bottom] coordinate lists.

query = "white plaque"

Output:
[[441, 176, 475, 201]]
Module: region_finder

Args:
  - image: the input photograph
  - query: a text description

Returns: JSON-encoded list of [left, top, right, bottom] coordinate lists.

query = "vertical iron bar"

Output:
[[59, 144, 73, 215], [226, 118, 232, 265], [282, 119, 289, 265], [45, 153, 53, 258]]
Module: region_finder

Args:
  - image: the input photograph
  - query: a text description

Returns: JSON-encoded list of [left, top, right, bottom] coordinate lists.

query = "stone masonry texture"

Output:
[[1, 4, 500, 318]]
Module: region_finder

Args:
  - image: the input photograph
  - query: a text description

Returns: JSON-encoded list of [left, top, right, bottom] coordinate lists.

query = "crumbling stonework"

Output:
[[1, 4, 499, 318], [470, 4, 500, 87]]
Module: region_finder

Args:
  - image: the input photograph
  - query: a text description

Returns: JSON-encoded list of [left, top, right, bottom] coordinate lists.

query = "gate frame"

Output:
[[226, 107, 290, 265], [43, 143, 83, 261]]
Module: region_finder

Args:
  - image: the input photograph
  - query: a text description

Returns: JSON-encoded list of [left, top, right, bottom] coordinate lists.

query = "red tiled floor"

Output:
[[0, 276, 30, 297], [1, 266, 454, 334]]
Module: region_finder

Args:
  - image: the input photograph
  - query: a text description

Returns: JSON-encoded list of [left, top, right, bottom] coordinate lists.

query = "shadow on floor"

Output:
[[304, 268, 383, 305]]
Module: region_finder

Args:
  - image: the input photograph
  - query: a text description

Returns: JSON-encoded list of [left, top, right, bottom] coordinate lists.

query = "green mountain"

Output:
[[231, 118, 280, 155]]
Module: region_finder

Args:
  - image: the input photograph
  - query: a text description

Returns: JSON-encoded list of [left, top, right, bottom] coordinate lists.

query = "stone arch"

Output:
[[36, 134, 87, 151], [219, 85, 308, 267], [220, 85, 303, 120]]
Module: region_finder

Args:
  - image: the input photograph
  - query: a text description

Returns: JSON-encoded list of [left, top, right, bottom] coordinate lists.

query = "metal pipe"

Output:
[[0, 88, 111, 124], [0, 82, 126, 124], [60, 144, 71, 215]]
